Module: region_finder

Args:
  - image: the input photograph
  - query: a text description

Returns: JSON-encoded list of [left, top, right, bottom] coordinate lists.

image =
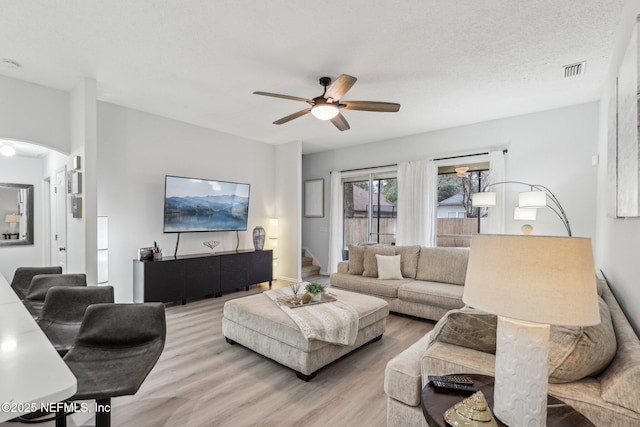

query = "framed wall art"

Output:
[[304, 179, 324, 218], [610, 16, 640, 218]]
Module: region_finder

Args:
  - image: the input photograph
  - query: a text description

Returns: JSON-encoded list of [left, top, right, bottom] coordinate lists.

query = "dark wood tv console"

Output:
[[133, 249, 273, 304]]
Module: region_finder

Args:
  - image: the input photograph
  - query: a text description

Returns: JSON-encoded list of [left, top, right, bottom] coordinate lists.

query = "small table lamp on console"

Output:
[[463, 234, 600, 427], [5, 214, 19, 234]]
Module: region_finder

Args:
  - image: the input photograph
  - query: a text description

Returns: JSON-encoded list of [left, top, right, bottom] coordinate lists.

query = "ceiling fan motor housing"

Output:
[[319, 76, 332, 87]]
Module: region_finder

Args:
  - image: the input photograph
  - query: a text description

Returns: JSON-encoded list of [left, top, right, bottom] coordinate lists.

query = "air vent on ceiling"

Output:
[[563, 61, 585, 78]]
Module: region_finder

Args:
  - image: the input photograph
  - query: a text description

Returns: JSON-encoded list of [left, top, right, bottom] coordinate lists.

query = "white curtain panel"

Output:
[[327, 171, 344, 274], [397, 160, 437, 246], [487, 150, 506, 234]]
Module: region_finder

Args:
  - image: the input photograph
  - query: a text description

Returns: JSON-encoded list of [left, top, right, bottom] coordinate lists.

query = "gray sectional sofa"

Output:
[[330, 245, 469, 321], [384, 275, 640, 426]]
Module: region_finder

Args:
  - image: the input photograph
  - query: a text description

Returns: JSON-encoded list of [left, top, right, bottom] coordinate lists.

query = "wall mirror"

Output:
[[0, 183, 34, 246]]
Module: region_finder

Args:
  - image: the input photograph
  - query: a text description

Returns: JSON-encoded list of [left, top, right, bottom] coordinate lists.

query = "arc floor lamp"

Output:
[[471, 181, 571, 236]]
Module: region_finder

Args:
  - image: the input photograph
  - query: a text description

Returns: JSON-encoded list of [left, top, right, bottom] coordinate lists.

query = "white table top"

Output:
[[0, 273, 77, 422]]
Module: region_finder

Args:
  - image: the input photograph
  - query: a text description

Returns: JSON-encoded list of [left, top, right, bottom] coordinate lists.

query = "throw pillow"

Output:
[[598, 270, 640, 414], [547, 296, 617, 383], [376, 255, 404, 280], [348, 245, 365, 275], [430, 307, 497, 353], [394, 245, 421, 279], [363, 246, 396, 277], [432, 296, 617, 384]]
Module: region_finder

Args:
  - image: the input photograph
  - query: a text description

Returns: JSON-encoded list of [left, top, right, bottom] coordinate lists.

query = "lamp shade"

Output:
[[471, 191, 496, 207], [268, 218, 279, 237], [513, 207, 537, 221], [463, 234, 600, 326], [4, 214, 20, 224], [518, 190, 547, 208]]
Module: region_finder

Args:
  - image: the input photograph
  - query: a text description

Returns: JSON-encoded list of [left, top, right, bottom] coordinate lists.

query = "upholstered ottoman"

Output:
[[222, 287, 389, 381]]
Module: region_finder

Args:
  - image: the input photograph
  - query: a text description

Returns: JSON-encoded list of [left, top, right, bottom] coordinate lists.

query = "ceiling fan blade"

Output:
[[325, 75, 357, 101], [330, 112, 350, 131], [273, 108, 312, 125], [342, 101, 401, 112], [253, 91, 313, 104]]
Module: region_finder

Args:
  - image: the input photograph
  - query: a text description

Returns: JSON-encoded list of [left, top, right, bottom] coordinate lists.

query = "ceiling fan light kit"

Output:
[[253, 74, 400, 131], [311, 101, 339, 120]]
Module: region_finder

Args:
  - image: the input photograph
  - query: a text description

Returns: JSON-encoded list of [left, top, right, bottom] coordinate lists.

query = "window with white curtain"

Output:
[[436, 158, 489, 247]]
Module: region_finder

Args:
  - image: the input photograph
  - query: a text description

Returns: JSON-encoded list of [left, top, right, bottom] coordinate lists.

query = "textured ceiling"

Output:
[[0, 1, 626, 155]]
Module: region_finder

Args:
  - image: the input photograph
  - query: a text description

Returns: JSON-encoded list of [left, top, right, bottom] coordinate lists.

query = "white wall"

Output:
[[275, 141, 302, 282], [595, 0, 640, 334], [0, 75, 69, 152], [0, 75, 72, 280], [303, 102, 599, 272], [97, 102, 278, 302], [0, 156, 45, 279], [67, 79, 98, 283]]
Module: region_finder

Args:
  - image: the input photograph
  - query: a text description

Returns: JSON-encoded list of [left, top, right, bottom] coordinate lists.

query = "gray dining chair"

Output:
[[22, 273, 87, 318], [10, 266, 62, 299], [56, 303, 166, 427], [37, 285, 115, 356]]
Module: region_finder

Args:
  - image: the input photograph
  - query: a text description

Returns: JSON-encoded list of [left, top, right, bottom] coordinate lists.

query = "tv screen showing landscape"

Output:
[[163, 175, 250, 233]]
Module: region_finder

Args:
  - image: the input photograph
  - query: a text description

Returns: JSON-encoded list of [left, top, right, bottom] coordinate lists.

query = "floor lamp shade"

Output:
[[471, 191, 496, 207], [463, 234, 600, 426], [518, 190, 547, 208], [513, 207, 537, 221]]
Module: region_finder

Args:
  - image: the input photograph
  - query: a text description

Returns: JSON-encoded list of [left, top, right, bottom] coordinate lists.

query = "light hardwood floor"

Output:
[[7, 280, 434, 427]]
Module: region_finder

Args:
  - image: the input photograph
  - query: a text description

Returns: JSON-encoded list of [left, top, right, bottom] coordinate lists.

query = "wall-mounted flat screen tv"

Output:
[[163, 175, 250, 233]]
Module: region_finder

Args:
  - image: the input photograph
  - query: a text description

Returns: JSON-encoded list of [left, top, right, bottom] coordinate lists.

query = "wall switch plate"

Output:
[[592, 155, 599, 166]]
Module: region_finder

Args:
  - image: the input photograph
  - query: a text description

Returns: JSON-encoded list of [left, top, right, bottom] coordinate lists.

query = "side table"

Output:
[[421, 374, 593, 427]]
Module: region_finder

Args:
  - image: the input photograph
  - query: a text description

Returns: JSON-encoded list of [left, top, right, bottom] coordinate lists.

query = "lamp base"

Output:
[[521, 224, 534, 235], [494, 316, 550, 427]]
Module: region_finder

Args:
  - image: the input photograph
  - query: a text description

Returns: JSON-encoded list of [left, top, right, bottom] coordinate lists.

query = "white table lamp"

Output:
[[5, 214, 20, 233], [463, 234, 600, 427]]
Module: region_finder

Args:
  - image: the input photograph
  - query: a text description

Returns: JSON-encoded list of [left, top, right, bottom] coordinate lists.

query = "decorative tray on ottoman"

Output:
[[277, 293, 337, 308]]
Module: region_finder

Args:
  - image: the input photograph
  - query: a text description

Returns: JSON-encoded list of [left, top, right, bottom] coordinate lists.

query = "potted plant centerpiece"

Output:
[[305, 282, 327, 302]]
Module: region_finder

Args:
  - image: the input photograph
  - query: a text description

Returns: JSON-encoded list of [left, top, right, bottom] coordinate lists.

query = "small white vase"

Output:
[[310, 293, 322, 302]]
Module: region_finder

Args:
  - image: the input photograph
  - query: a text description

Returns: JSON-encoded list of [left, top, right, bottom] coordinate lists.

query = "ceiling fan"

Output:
[[253, 74, 400, 131]]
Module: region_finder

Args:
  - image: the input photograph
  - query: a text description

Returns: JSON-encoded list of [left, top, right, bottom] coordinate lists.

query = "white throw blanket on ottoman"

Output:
[[265, 287, 359, 345]]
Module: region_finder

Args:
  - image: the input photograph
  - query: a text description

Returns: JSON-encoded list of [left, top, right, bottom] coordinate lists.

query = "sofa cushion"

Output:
[[415, 247, 468, 285], [363, 246, 396, 277], [430, 297, 617, 384], [394, 245, 421, 279], [384, 331, 434, 406], [377, 255, 403, 280], [348, 245, 365, 275], [397, 281, 464, 311], [330, 273, 412, 298], [421, 340, 495, 380]]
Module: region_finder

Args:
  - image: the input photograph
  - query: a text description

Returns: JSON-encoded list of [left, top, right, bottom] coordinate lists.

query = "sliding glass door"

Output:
[[343, 171, 397, 247]]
